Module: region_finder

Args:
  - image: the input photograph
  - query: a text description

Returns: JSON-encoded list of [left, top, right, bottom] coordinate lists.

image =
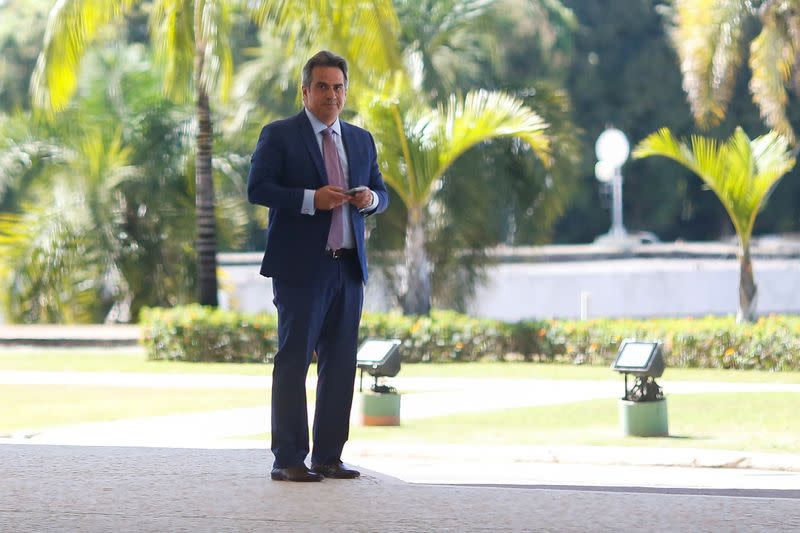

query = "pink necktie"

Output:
[[321, 127, 346, 250]]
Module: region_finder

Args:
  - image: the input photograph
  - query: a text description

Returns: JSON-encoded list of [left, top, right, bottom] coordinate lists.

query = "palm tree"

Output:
[[358, 83, 551, 315], [633, 127, 795, 322], [230, 0, 571, 315], [29, 0, 400, 307], [0, 44, 255, 323], [0, 126, 132, 323], [667, 0, 800, 143]]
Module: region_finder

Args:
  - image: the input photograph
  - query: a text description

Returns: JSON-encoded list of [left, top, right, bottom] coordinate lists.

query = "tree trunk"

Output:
[[737, 242, 757, 323], [401, 207, 431, 315], [195, 84, 218, 306]]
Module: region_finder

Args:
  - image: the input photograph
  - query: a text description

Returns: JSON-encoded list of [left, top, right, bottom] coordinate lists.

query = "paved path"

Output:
[[2, 444, 798, 532]]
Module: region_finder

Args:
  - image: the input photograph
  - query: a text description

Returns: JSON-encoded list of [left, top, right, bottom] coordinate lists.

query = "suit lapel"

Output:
[[297, 111, 327, 184]]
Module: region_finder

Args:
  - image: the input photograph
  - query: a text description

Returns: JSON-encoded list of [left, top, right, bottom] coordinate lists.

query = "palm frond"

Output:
[[669, 0, 748, 126], [749, 16, 795, 142], [748, 130, 795, 225], [788, 11, 800, 91], [634, 127, 796, 246], [74, 127, 134, 195], [355, 86, 418, 208], [632, 127, 692, 163], [150, 0, 195, 103], [431, 90, 551, 189], [360, 87, 550, 209], [0, 195, 106, 323], [251, 0, 403, 80], [195, 0, 235, 101], [0, 139, 66, 200], [30, 0, 136, 111]]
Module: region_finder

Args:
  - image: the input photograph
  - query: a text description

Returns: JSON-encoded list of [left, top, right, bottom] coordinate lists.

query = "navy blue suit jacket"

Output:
[[247, 110, 389, 284]]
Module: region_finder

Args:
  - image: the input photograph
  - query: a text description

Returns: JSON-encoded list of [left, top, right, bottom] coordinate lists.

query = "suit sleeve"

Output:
[[363, 131, 389, 217], [247, 124, 306, 210]]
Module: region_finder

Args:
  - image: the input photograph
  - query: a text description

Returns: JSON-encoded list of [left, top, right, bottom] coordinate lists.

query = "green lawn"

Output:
[[3, 350, 800, 384], [235, 392, 800, 454], [3, 351, 799, 453], [347, 392, 800, 454], [0, 350, 272, 376], [0, 384, 268, 435]]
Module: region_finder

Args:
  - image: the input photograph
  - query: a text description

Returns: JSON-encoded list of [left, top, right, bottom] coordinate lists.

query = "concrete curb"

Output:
[[346, 442, 800, 473], [0, 325, 140, 347]]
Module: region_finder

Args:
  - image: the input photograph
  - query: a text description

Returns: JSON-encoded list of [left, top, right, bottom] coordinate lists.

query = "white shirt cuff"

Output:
[[302, 189, 316, 215], [359, 190, 379, 212]]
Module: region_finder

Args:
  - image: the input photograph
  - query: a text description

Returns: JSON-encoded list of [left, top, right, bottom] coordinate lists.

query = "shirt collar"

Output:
[[305, 108, 341, 136]]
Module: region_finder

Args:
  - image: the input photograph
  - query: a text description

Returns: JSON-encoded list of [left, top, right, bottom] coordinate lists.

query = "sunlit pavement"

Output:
[[1, 444, 798, 533]]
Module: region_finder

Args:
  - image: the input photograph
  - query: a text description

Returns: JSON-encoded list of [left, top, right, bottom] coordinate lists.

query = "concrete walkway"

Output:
[[2, 444, 799, 532]]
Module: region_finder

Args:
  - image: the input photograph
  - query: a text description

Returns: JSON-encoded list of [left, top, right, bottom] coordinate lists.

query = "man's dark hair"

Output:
[[302, 50, 348, 88]]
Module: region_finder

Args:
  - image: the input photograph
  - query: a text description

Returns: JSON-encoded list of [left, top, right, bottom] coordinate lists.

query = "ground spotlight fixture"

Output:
[[611, 339, 665, 402], [356, 339, 402, 393]]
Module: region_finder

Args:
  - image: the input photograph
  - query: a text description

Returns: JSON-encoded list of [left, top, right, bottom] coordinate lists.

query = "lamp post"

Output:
[[594, 128, 631, 244]]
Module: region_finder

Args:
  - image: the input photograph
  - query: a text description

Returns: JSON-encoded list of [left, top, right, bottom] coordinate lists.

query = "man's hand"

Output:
[[348, 189, 373, 210], [314, 185, 349, 210]]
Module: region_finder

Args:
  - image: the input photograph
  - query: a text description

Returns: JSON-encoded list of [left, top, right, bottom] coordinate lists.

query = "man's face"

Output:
[[302, 66, 347, 125]]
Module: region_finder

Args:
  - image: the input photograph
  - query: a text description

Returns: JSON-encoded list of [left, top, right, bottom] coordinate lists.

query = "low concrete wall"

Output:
[[217, 256, 393, 316], [465, 258, 800, 320], [220, 243, 800, 320]]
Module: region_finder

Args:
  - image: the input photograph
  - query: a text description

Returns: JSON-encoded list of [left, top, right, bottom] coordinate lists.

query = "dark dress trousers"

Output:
[[247, 110, 389, 468]]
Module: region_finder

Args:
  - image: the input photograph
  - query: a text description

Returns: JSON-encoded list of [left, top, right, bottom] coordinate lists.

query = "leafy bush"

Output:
[[141, 305, 278, 363], [542, 316, 800, 370], [140, 305, 800, 370]]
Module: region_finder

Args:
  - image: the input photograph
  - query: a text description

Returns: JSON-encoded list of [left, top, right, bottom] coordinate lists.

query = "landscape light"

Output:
[[356, 339, 401, 393], [611, 339, 665, 401]]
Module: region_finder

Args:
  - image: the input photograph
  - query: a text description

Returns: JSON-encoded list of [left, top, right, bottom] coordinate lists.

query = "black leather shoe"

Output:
[[310, 461, 360, 479], [270, 465, 323, 482]]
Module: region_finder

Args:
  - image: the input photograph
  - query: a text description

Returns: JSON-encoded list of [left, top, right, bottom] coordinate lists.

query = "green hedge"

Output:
[[140, 305, 800, 370], [141, 306, 279, 363]]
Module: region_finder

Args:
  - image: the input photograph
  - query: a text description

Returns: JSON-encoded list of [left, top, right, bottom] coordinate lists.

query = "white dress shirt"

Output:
[[300, 108, 378, 249]]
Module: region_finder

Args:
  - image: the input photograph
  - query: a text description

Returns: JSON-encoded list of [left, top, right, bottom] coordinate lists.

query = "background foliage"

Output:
[[1, 0, 800, 322], [142, 305, 800, 371], [557, 0, 800, 243]]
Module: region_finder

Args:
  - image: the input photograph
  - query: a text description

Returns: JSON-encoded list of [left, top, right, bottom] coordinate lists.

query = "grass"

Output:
[[346, 392, 800, 454], [3, 351, 799, 453], [0, 349, 272, 376], [3, 350, 800, 384], [235, 392, 800, 454], [0, 385, 268, 435]]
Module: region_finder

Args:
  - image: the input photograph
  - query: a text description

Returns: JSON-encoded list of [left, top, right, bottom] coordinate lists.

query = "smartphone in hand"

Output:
[[345, 186, 368, 196]]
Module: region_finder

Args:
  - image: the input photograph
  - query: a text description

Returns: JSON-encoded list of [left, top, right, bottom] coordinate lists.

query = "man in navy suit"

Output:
[[247, 50, 389, 482]]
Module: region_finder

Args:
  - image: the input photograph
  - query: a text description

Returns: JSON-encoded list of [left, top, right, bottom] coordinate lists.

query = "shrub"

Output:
[[139, 305, 800, 370], [141, 305, 278, 363]]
